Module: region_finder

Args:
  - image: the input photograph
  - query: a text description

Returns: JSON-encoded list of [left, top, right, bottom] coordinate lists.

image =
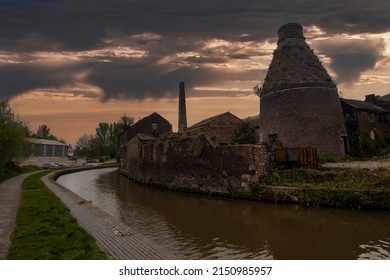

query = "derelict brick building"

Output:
[[119, 112, 172, 170], [185, 112, 245, 145], [259, 23, 348, 156]]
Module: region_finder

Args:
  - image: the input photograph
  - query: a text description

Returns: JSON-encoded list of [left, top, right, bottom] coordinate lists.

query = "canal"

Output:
[[56, 168, 390, 260]]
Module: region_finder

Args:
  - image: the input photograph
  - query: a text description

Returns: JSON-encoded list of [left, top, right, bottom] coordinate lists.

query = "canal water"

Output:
[[56, 168, 390, 260]]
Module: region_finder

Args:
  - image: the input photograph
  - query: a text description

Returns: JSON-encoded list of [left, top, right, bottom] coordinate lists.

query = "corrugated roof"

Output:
[[341, 99, 386, 112], [28, 138, 68, 146]]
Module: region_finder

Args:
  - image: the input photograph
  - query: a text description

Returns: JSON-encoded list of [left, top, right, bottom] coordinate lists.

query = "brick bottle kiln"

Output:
[[259, 23, 348, 157]]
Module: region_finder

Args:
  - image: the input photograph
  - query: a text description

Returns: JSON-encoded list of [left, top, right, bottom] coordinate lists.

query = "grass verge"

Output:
[[250, 168, 390, 210], [7, 171, 107, 259]]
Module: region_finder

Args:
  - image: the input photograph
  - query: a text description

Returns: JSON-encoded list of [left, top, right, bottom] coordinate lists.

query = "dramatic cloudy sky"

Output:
[[2, 0, 390, 144]]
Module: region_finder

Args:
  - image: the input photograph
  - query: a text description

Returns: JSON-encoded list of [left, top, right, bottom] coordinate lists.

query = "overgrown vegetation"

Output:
[[0, 163, 40, 183], [0, 99, 31, 175], [234, 123, 258, 144], [360, 133, 390, 157], [257, 167, 390, 190], [8, 172, 106, 259], [250, 167, 390, 210], [75, 114, 134, 160]]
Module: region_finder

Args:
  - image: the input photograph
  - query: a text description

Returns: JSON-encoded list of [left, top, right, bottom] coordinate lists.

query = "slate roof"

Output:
[[186, 112, 242, 130], [378, 93, 390, 102], [29, 138, 68, 146], [242, 115, 260, 127], [341, 98, 387, 112]]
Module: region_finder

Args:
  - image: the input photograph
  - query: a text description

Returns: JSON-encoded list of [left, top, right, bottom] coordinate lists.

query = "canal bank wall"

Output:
[[119, 167, 390, 211], [53, 164, 390, 211], [49, 164, 119, 180], [120, 134, 390, 210]]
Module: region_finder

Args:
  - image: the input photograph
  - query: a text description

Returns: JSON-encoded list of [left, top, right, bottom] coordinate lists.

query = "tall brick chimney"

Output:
[[178, 82, 187, 133]]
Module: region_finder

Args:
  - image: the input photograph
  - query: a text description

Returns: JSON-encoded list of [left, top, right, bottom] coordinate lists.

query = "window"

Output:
[[152, 122, 159, 135], [368, 113, 374, 123], [345, 112, 356, 121]]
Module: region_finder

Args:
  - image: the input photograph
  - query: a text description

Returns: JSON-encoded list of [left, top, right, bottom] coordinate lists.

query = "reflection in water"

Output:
[[358, 239, 390, 259], [56, 168, 390, 260]]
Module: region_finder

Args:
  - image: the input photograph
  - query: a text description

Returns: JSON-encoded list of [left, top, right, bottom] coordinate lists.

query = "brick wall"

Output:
[[259, 87, 347, 156], [123, 135, 271, 195], [119, 112, 172, 169], [186, 113, 245, 145]]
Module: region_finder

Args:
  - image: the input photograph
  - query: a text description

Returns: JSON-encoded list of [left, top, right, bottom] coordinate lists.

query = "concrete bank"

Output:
[[42, 169, 173, 260]]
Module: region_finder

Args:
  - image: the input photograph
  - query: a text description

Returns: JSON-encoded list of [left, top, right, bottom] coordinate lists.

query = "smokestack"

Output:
[[178, 82, 187, 133]]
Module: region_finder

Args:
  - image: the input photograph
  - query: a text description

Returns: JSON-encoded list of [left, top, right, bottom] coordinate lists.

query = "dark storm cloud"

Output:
[[0, 63, 77, 99], [315, 40, 386, 84], [1, 0, 390, 99], [85, 60, 261, 100]]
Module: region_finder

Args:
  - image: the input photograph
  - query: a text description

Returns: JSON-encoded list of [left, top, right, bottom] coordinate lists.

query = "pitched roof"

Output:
[[242, 115, 260, 126], [186, 112, 242, 130], [378, 93, 390, 102], [341, 98, 386, 112], [29, 138, 68, 146]]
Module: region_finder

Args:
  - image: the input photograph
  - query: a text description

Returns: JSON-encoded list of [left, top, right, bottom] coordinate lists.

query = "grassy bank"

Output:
[[250, 168, 390, 210], [7, 171, 106, 259]]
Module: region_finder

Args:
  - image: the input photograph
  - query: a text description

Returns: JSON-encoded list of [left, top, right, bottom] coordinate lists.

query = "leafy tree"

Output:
[[253, 84, 263, 97], [95, 122, 110, 155], [75, 134, 94, 156], [0, 99, 30, 174], [108, 122, 121, 158], [235, 123, 258, 144], [75, 114, 134, 159], [118, 114, 134, 131], [33, 124, 59, 140]]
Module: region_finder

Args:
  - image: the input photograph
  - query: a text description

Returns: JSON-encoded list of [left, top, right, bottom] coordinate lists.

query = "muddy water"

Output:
[[56, 168, 390, 260]]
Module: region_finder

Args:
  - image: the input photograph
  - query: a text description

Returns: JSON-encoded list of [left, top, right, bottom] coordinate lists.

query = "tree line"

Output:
[[0, 99, 30, 174], [74, 115, 134, 160], [0, 98, 134, 174]]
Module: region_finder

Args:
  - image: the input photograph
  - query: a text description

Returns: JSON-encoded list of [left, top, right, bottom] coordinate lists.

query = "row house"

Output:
[[341, 96, 390, 154]]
